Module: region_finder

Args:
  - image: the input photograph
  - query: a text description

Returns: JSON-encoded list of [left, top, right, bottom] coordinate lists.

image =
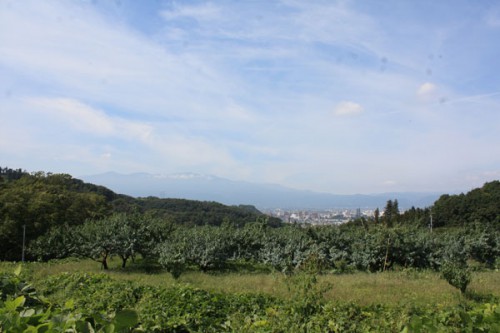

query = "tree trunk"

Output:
[[121, 255, 128, 268], [383, 237, 390, 272], [101, 254, 109, 270]]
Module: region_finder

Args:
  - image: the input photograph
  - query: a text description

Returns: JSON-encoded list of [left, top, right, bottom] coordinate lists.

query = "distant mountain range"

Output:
[[81, 172, 441, 210]]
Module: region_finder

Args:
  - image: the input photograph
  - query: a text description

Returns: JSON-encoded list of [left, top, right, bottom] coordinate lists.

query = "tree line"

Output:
[[0, 169, 280, 261], [1, 168, 499, 276], [26, 212, 499, 296]]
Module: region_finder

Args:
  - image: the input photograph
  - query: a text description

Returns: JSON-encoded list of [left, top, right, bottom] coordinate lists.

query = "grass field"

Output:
[[2, 258, 499, 308]]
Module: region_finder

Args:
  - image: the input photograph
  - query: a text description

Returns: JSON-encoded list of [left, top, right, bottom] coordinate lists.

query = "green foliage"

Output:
[[132, 197, 281, 227], [28, 224, 77, 261], [0, 266, 40, 306], [400, 206, 431, 228], [441, 261, 472, 294], [2, 267, 500, 332], [40, 273, 143, 316], [1, 168, 279, 262], [259, 225, 320, 274], [464, 223, 500, 268], [286, 272, 329, 320], [0, 167, 28, 182], [433, 180, 500, 227], [154, 219, 500, 277], [34, 271, 278, 332], [157, 229, 189, 279], [158, 225, 238, 277], [29, 213, 174, 268], [0, 269, 140, 332], [437, 235, 473, 294], [3, 167, 500, 331], [3, 167, 498, 277], [383, 199, 400, 227], [0, 172, 113, 260], [401, 302, 500, 333]]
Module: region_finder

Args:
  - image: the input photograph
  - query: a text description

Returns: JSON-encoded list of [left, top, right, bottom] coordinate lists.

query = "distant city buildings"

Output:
[[265, 208, 375, 225]]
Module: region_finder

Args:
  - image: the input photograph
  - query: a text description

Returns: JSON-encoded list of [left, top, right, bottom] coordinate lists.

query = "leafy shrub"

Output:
[[38, 272, 144, 316], [3, 269, 500, 332], [0, 269, 140, 332], [441, 261, 472, 294]]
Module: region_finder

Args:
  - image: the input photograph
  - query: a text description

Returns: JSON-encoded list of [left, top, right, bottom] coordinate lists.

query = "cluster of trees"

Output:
[[29, 214, 172, 269], [0, 168, 279, 261], [357, 181, 500, 230], [160, 222, 500, 277], [132, 197, 281, 227], [2, 167, 500, 278], [0, 172, 113, 260], [0, 167, 28, 182], [28, 212, 500, 280], [432, 180, 500, 227]]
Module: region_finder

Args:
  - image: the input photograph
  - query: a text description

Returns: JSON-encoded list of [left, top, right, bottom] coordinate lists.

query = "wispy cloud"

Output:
[[1, 0, 499, 194], [161, 2, 222, 22], [27, 98, 153, 141]]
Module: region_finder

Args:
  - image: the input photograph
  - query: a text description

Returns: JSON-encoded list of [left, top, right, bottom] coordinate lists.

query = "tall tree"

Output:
[[383, 200, 393, 227], [392, 199, 400, 225]]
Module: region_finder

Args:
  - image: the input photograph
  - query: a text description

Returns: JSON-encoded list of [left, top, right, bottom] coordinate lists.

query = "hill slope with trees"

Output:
[[0, 167, 280, 261], [432, 180, 500, 227]]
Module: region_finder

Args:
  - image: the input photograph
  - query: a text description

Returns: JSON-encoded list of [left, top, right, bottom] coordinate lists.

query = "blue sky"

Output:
[[1, 0, 499, 194]]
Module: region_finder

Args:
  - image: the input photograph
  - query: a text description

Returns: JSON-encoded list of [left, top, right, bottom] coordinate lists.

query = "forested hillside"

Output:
[[0, 167, 279, 261], [432, 180, 500, 227]]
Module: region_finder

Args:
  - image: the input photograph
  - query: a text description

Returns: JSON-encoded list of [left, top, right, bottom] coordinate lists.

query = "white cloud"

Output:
[[334, 101, 364, 116], [416, 82, 442, 104], [29, 98, 115, 135], [382, 180, 397, 186], [417, 82, 437, 97]]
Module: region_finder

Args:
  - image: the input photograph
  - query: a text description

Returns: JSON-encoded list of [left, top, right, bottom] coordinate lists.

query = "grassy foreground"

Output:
[[2, 259, 500, 332], [2, 258, 499, 307]]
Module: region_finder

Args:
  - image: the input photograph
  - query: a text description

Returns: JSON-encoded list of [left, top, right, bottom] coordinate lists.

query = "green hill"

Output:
[[0, 167, 280, 261], [432, 180, 500, 227]]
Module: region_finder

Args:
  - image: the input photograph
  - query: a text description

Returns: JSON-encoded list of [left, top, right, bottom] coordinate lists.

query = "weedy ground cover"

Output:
[[2, 259, 499, 307], [2, 263, 500, 332]]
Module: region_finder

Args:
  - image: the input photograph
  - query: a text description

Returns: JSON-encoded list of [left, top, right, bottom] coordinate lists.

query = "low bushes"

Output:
[[2, 269, 500, 332]]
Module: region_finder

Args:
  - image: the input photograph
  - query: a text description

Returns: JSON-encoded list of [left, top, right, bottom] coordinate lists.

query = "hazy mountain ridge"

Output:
[[81, 172, 441, 209]]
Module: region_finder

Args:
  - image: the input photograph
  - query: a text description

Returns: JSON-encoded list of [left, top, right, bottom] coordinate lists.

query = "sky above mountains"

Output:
[[1, 0, 500, 194]]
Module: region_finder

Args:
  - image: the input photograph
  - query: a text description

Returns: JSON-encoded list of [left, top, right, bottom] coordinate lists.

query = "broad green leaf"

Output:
[[75, 320, 95, 333], [20, 308, 36, 317], [35, 323, 50, 333], [5, 296, 25, 310], [23, 326, 38, 333], [14, 264, 22, 276], [113, 309, 139, 330]]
